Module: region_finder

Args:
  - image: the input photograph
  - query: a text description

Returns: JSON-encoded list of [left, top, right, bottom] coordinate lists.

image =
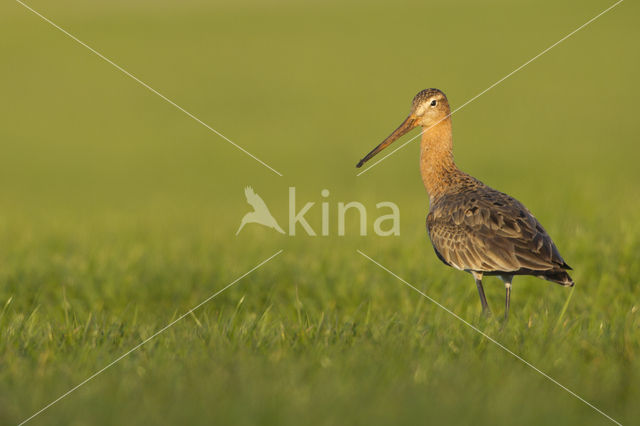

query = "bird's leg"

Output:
[[471, 272, 490, 314], [500, 275, 513, 320]]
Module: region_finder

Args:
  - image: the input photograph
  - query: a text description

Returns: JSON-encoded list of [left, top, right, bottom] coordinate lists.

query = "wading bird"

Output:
[[236, 186, 285, 235], [356, 89, 573, 319]]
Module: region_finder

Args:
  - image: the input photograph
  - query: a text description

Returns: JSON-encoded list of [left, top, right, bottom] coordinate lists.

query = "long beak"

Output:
[[356, 114, 418, 168]]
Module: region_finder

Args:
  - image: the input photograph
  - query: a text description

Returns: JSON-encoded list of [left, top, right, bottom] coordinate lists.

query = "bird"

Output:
[[236, 186, 285, 235], [356, 88, 573, 319]]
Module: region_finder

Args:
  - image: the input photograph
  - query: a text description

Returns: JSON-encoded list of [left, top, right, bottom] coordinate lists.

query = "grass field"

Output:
[[1, 0, 639, 424]]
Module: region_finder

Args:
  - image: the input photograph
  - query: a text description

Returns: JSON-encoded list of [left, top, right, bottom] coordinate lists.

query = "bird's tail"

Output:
[[541, 270, 574, 287], [235, 220, 246, 236]]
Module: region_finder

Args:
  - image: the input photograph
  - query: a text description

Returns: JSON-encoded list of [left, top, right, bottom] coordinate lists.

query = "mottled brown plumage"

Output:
[[426, 177, 572, 281], [357, 88, 573, 318]]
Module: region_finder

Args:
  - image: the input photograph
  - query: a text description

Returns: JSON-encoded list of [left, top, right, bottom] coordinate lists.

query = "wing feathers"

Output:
[[244, 186, 269, 211], [427, 187, 569, 275]]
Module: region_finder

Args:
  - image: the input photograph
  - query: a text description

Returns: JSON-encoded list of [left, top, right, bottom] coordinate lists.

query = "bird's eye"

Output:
[[430, 100, 437, 107]]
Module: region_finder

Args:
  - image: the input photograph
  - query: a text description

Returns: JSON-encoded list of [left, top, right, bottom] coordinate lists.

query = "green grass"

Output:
[[1, 0, 639, 424]]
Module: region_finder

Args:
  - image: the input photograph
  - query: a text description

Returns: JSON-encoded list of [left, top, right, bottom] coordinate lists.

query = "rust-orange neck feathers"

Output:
[[420, 117, 461, 202]]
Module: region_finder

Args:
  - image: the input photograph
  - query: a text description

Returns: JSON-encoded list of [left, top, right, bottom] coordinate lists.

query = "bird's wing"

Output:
[[426, 188, 569, 273], [244, 186, 269, 211]]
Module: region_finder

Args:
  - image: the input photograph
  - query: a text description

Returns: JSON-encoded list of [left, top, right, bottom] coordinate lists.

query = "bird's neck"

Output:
[[419, 117, 459, 202]]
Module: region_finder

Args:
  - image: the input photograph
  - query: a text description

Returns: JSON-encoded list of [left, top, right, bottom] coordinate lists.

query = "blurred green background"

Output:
[[1, 0, 638, 424]]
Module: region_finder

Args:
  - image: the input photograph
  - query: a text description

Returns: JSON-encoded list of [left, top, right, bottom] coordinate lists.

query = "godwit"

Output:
[[236, 187, 285, 235], [356, 89, 573, 319]]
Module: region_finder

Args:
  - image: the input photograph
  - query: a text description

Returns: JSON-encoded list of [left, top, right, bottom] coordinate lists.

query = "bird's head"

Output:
[[356, 88, 450, 168]]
